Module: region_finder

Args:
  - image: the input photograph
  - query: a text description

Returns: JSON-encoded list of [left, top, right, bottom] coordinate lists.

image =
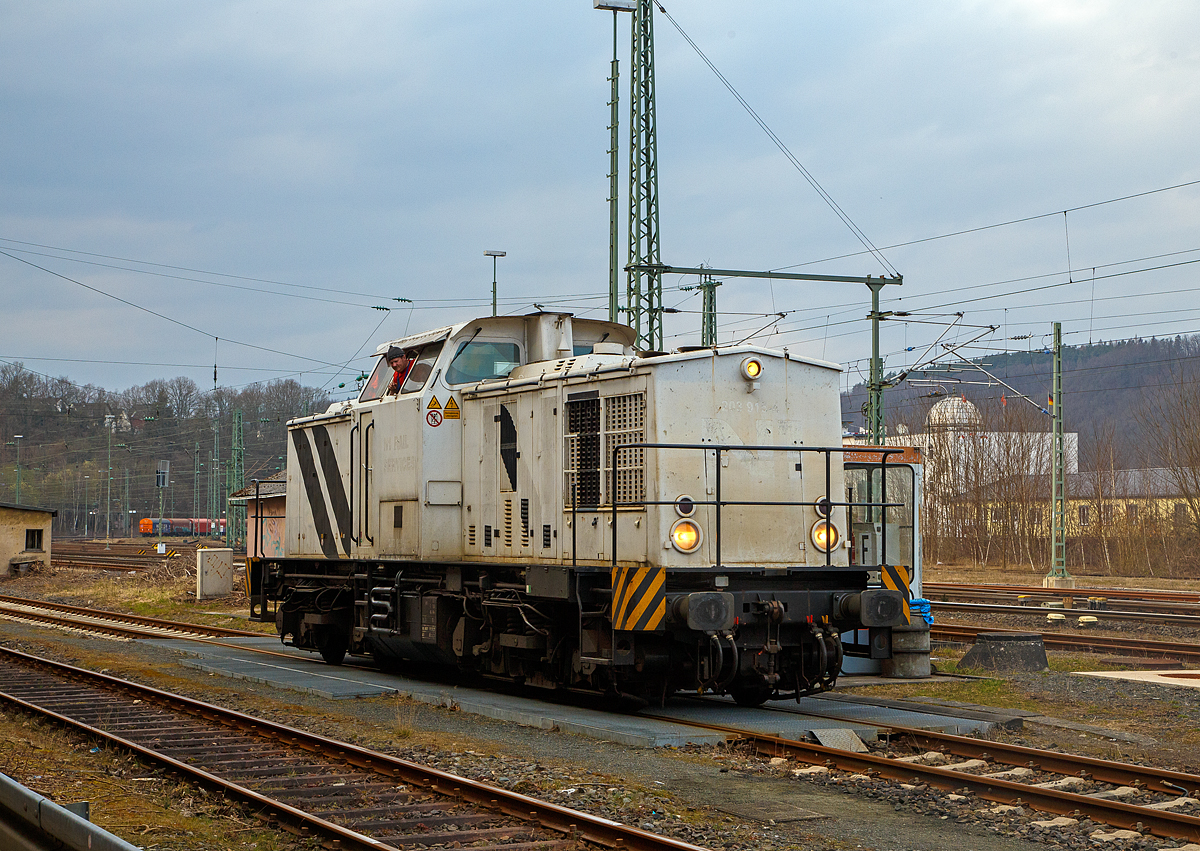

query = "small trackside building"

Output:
[[0, 503, 56, 578], [228, 471, 287, 559]]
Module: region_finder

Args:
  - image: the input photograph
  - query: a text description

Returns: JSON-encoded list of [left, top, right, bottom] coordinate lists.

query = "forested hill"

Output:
[[841, 334, 1200, 468], [5, 335, 1197, 531], [0, 363, 330, 534]]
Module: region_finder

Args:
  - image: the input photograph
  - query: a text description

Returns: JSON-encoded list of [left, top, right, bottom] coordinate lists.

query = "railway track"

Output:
[[0, 646, 703, 851], [51, 541, 186, 572], [930, 600, 1200, 627], [51, 555, 164, 572], [930, 623, 1200, 661], [645, 704, 1200, 842], [0, 595, 267, 641], [924, 581, 1200, 615], [925, 581, 1200, 605], [48, 539, 238, 573]]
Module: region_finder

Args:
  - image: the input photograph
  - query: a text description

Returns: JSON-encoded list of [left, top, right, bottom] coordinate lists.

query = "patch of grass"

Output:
[[936, 652, 1124, 675], [393, 698, 420, 739], [1045, 654, 1129, 673], [843, 674, 1043, 712]]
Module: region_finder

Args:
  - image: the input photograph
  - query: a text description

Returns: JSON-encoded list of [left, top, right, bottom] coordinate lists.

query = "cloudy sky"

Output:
[[2, 1, 1198, 401]]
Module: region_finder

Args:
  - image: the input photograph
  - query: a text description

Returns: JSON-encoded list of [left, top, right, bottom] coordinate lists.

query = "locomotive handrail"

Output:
[[254, 479, 264, 560], [571, 497, 579, 569], [607, 442, 904, 571], [363, 420, 375, 545], [348, 422, 359, 546]]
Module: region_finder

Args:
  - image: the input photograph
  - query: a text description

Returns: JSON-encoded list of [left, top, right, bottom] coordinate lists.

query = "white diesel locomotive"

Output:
[[250, 312, 912, 705]]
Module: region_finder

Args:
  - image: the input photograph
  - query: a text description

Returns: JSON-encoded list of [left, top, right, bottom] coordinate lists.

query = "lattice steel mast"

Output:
[[228, 410, 245, 547], [210, 425, 220, 537], [679, 270, 720, 347], [626, 0, 663, 351], [1045, 321, 1074, 587]]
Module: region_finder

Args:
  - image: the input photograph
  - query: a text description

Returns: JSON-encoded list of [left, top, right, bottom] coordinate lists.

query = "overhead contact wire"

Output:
[[0, 249, 344, 371], [653, 2, 897, 277]]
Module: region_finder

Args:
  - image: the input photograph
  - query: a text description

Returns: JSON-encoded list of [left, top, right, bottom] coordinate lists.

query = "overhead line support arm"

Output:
[[626, 263, 902, 286]]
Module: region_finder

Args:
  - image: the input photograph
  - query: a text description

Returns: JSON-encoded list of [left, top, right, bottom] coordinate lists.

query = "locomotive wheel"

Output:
[[318, 628, 348, 666], [729, 680, 772, 707]]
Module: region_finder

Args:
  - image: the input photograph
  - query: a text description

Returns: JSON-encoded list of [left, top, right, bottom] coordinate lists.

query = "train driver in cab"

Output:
[[386, 346, 418, 395]]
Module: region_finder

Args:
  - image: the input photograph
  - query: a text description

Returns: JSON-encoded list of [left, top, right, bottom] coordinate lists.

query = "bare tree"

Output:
[[1140, 367, 1200, 535], [167, 376, 201, 419], [1138, 366, 1200, 575]]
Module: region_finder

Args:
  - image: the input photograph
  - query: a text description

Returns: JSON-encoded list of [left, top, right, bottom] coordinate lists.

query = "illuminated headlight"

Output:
[[670, 518, 703, 553], [740, 357, 763, 381], [810, 519, 840, 552]]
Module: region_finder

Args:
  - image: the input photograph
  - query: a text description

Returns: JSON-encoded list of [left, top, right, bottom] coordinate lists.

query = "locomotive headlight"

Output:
[[739, 357, 763, 381], [813, 495, 832, 518], [675, 495, 696, 517], [810, 519, 840, 552], [670, 518, 703, 553]]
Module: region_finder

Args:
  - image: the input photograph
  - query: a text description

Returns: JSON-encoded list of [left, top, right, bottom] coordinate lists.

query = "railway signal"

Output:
[[156, 460, 169, 545]]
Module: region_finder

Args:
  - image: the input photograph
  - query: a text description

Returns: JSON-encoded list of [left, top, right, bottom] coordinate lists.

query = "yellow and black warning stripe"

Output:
[[611, 566, 666, 631], [881, 563, 912, 624]]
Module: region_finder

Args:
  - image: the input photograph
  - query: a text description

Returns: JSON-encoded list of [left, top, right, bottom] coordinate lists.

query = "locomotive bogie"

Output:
[[264, 553, 881, 700]]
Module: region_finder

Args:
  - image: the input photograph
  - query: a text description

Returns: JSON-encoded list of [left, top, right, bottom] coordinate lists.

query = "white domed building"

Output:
[[848, 394, 1078, 496], [926, 396, 983, 432]]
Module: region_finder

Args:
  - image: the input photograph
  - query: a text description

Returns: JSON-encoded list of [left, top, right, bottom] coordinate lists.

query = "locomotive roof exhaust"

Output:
[[525, 311, 575, 363]]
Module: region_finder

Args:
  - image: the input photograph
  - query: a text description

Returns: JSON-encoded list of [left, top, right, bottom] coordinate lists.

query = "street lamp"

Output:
[[103, 430, 125, 549], [5, 435, 23, 504], [82, 475, 90, 537], [485, 250, 506, 316]]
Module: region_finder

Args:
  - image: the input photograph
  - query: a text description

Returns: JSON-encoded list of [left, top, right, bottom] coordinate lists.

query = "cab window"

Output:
[[359, 357, 392, 402], [446, 341, 521, 385], [400, 343, 443, 394], [358, 342, 444, 402]]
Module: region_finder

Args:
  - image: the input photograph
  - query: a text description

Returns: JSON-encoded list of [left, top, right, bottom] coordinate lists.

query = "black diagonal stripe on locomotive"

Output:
[[630, 580, 666, 631], [612, 566, 666, 631], [311, 424, 351, 555], [611, 566, 641, 628], [291, 429, 341, 559], [882, 563, 912, 624]]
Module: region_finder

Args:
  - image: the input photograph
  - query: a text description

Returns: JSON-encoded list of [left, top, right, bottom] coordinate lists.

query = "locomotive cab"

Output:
[[253, 312, 911, 704]]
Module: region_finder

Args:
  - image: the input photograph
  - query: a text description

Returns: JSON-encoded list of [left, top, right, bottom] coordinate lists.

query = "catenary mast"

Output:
[[626, 0, 663, 352]]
